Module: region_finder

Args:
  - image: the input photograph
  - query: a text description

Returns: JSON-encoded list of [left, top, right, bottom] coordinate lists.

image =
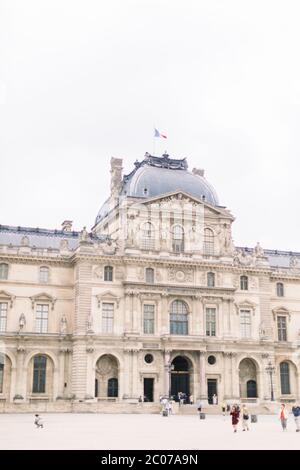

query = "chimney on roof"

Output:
[[192, 168, 205, 177], [110, 157, 123, 197], [61, 220, 73, 232]]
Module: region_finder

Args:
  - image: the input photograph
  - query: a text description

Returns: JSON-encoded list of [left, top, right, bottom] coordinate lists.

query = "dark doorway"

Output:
[[247, 380, 257, 398], [207, 379, 217, 404], [171, 356, 190, 401], [144, 378, 154, 402], [95, 379, 98, 397], [107, 378, 118, 397]]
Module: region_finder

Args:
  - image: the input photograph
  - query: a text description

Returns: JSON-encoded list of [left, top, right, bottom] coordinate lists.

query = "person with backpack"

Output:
[[241, 405, 250, 431], [292, 404, 300, 432], [34, 414, 44, 429]]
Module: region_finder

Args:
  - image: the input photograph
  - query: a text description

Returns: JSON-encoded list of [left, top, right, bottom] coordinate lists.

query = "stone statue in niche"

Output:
[[218, 224, 234, 255], [79, 226, 89, 243], [259, 321, 266, 339], [290, 256, 298, 268], [87, 313, 93, 333], [60, 314, 68, 335], [60, 239, 69, 251], [19, 313, 26, 332]]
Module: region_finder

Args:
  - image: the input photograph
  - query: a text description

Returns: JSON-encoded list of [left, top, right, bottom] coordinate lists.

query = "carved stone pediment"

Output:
[[272, 306, 290, 320], [168, 267, 194, 283], [96, 291, 121, 308], [234, 299, 257, 315], [0, 290, 15, 307], [30, 292, 56, 310]]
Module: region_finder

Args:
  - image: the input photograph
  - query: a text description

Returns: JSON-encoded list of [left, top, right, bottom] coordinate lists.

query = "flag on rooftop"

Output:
[[154, 128, 167, 139]]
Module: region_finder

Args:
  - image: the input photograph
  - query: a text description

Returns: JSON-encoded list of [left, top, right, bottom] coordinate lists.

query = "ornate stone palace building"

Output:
[[0, 153, 300, 411]]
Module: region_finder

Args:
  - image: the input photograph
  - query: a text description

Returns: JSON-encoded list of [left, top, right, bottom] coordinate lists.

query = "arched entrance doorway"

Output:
[[239, 358, 258, 399], [171, 356, 191, 402], [95, 354, 119, 399]]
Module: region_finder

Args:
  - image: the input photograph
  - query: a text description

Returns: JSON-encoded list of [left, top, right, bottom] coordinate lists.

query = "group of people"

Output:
[[160, 396, 173, 415], [278, 403, 300, 432], [229, 404, 250, 432]]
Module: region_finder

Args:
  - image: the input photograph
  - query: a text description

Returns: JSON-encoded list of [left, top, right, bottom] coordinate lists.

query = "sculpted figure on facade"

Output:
[[18, 313, 26, 332], [218, 224, 234, 255], [254, 242, 264, 258], [79, 226, 89, 243], [60, 314, 68, 335], [87, 312, 93, 333], [290, 256, 298, 269]]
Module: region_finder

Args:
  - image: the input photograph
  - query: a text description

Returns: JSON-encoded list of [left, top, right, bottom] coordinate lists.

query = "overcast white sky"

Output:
[[0, 0, 299, 251]]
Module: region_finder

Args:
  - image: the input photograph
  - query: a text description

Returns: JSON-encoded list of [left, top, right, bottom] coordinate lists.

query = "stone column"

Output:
[[15, 347, 26, 400], [231, 353, 239, 399], [164, 350, 171, 396], [132, 293, 140, 333], [193, 295, 202, 335], [161, 293, 169, 335], [58, 348, 66, 397], [131, 349, 139, 398], [199, 351, 207, 403], [85, 347, 95, 398], [124, 291, 132, 332], [223, 353, 231, 399]]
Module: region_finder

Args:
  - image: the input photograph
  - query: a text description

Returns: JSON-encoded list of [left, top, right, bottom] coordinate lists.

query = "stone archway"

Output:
[[239, 358, 258, 399], [0, 354, 12, 399], [170, 355, 193, 402], [27, 354, 54, 399], [95, 354, 119, 399]]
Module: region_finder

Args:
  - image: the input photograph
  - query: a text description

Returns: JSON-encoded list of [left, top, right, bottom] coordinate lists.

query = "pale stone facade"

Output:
[[0, 153, 300, 412]]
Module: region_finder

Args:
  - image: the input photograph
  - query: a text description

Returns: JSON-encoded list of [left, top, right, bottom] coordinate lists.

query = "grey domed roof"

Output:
[[95, 153, 219, 225]]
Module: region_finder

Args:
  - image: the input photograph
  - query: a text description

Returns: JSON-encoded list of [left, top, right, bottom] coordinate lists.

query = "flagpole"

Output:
[[153, 125, 155, 156]]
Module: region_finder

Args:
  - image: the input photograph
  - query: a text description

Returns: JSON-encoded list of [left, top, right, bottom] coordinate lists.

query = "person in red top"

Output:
[[278, 404, 288, 431], [230, 405, 240, 433]]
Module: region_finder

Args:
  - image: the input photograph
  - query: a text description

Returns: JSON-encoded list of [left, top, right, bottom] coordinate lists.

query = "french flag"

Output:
[[154, 128, 167, 139]]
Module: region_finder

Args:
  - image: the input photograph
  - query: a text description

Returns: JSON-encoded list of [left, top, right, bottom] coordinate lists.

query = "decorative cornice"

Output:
[[0, 290, 15, 307], [30, 293, 56, 310]]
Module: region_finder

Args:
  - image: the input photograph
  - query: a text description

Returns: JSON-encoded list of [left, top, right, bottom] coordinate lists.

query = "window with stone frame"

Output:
[[102, 303, 114, 333], [277, 315, 287, 342], [39, 266, 49, 283], [32, 355, 47, 393], [172, 225, 184, 253], [204, 228, 214, 256], [280, 362, 291, 395], [143, 304, 155, 334], [0, 263, 8, 280], [0, 303, 8, 333], [276, 282, 284, 297], [104, 266, 113, 282], [206, 307, 216, 336], [240, 275, 249, 291], [141, 222, 155, 250], [145, 267, 155, 284], [170, 300, 188, 335], [240, 309, 251, 338], [207, 272, 215, 287], [35, 304, 49, 333]]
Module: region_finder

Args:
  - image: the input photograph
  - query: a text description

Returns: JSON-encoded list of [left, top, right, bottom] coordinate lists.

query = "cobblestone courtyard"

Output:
[[0, 413, 300, 450]]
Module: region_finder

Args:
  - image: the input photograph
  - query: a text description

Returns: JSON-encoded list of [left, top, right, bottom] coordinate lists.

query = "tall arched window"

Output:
[[32, 355, 47, 393], [240, 275, 248, 291], [277, 282, 284, 297], [104, 266, 113, 282], [172, 225, 184, 253], [0, 263, 8, 280], [39, 266, 49, 283], [204, 228, 214, 255], [141, 222, 155, 250], [107, 378, 118, 397], [207, 272, 215, 287], [170, 300, 188, 335], [280, 362, 290, 395], [145, 267, 154, 284]]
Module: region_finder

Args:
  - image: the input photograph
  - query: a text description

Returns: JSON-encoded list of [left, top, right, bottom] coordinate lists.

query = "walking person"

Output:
[[213, 393, 218, 405], [279, 403, 288, 431], [221, 401, 226, 419], [242, 405, 250, 431], [230, 405, 240, 433], [34, 414, 44, 429], [292, 404, 300, 432], [189, 394, 194, 405]]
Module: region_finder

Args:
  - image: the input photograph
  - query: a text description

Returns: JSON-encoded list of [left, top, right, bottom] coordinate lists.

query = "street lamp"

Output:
[[266, 361, 275, 401], [168, 363, 175, 399]]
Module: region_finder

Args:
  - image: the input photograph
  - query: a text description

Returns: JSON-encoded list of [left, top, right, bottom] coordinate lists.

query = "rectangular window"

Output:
[[277, 316, 287, 341], [33, 356, 47, 393], [0, 303, 8, 332], [143, 304, 155, 334], [206, 308, 216, 336], [102, 303, 114, 333], [240, 309, 251, 338], [35, 304, 49, 334]]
